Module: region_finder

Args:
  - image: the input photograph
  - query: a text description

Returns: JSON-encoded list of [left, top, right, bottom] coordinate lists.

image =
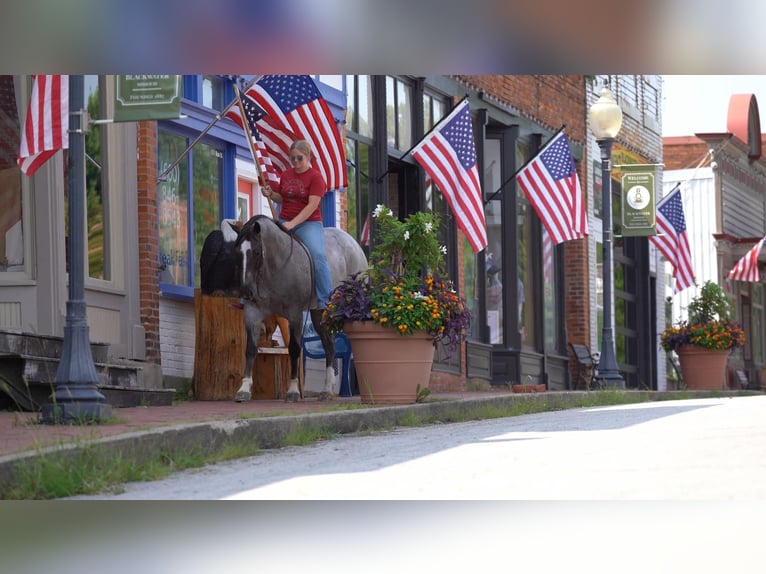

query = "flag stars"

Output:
[[441, 106, 477, 170], [540, 137, 576, 181]]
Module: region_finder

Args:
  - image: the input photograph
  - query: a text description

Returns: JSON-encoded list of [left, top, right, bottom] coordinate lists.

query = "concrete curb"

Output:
[[0, 390, 755, 490]]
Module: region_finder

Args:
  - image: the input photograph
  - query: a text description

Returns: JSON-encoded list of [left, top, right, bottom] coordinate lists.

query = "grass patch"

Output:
[[1, 434, 263, 500], [282, 424, 335, 446]]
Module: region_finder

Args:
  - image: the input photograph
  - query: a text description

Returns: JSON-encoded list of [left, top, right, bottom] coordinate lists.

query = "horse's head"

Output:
[[231, 216, 267, 302]]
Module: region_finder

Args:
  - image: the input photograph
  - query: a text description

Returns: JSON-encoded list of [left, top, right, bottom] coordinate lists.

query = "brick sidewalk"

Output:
[[0, 391, 502, 458]]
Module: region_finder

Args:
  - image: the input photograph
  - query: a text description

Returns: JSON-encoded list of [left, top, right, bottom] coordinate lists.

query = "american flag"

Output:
[[727, 236, 766, 283], [18, 75, 69, 176], [245, 75, 347, 190], [649, 186, 695, 293], [224, 91, 280, 185], [516, 132, 587, 245], [411, 99, 487, 253]]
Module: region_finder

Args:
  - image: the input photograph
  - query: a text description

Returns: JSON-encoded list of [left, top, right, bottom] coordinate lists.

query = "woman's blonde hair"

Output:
[[290, 139, 313, 158]]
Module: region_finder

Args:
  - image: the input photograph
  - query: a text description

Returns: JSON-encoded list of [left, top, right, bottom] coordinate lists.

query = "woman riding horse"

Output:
[[261, 139, 333, 319]]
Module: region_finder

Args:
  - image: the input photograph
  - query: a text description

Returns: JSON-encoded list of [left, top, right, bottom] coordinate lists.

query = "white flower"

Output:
[[440, 245, 447, 255], [372, 204, 388, 218], [424, 221, 433, 233], [403, 230, 410, 241]]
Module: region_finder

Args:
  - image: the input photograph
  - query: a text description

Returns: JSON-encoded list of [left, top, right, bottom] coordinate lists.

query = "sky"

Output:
[[662, 75, 766, 137]]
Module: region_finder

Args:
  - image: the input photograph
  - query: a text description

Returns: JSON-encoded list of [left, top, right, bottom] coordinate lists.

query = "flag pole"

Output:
[[233, 84, 278, 219], [483, 124, 567, 205], [157, 75, 261, 182], [376, 95, 470, 183]]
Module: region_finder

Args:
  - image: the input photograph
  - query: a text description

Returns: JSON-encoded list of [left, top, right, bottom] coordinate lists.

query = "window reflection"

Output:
[[0, 75, 23, 273], [84, 75, 110, 280], [484, 139, 503, 344]]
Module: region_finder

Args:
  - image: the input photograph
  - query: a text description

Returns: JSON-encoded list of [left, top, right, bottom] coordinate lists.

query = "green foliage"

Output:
[[660, 281, 745, 351], [323, 206, 471, 356]]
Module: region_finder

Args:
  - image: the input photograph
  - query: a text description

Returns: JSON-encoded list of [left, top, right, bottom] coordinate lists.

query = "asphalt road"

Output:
[[67, 395, 766, 500]]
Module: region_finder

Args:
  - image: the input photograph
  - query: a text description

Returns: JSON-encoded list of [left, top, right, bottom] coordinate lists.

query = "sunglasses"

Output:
[[289, 155, 305, 162]]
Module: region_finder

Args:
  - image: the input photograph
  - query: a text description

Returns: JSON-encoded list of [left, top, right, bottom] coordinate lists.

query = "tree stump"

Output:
[[192, 290, 302, 400]]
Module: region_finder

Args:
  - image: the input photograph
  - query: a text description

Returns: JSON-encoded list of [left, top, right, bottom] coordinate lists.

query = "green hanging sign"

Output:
[[114, 75, 181, 122], [620, 165, 656, 237]]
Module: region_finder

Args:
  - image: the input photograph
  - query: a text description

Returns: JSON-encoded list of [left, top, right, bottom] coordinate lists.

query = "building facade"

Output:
[[1, 74, 666, 398], [663, 93, 766, 388]]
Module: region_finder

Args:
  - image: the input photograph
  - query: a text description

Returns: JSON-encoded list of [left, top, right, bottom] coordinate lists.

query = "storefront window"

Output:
[[385, 76, 412, 150], [542, 227, 558, 350], [84, 75, 110, 280], [158, 131, 190, 287], [157, 131, 222, 291], [0, 75, 24, 274], [484, 138, 503, 344], [753, 283, 764, 364]]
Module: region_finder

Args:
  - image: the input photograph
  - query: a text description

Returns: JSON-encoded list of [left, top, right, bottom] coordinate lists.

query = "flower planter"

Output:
[[676, 346, 730, 390], [343, 321, 434, 405]]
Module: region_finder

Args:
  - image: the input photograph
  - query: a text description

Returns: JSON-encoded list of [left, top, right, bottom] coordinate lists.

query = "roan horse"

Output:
[[230, 215, 368, 402]]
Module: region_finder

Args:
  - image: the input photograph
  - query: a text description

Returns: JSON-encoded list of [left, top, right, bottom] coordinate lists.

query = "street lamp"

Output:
[[588, 83, 625, 388]]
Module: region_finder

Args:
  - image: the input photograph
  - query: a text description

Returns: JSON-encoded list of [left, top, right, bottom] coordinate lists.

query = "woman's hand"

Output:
[[261, 185, 272, 198]]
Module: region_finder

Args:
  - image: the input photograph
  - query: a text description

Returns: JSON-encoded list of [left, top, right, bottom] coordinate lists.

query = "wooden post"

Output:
[[193, 290, 246, 400], [192, 290, 303, 400]]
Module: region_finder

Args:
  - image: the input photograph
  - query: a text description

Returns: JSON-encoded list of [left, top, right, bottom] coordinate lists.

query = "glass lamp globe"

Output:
[[589, 86, 623, 139]]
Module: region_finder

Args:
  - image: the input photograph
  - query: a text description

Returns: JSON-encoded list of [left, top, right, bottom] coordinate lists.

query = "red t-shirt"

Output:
[[273, 166, 326, 222]]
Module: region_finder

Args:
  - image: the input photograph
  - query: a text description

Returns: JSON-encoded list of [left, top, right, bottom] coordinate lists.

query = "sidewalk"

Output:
[[0, 390, 508, 459]]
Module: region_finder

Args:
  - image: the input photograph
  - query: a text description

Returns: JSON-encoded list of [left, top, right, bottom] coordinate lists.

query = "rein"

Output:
[[244, 218, 314, 307]]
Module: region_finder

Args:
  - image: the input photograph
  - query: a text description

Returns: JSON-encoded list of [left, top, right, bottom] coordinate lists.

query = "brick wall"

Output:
[[458, 75, 586, 140], [136, 121, 161, 364], [663, 136, 709, 170]]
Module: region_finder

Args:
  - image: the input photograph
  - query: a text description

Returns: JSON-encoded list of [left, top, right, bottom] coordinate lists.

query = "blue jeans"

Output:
[[287, 220, 332, 309]]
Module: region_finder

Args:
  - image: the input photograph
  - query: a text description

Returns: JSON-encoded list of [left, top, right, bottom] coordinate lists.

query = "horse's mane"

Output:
[[248, 214, 290, 235]]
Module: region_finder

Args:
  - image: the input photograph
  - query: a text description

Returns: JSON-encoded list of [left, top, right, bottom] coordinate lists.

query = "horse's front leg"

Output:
[[311, 309, 336, 401], [236, 305, 261, 402], [284, 328, 302, 402]]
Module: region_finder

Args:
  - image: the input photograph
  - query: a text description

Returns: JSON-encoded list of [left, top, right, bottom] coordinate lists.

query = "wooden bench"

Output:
[[569, 343, 599, 390]]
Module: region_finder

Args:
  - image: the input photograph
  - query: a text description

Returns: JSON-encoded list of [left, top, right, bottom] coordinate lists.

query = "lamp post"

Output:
[[588, 84, 625, 388], [41, 75, 113, 423]]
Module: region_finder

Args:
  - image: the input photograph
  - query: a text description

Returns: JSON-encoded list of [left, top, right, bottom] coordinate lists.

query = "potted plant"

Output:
[[660, 281, 745, 390], [322, 205, 472, 404]]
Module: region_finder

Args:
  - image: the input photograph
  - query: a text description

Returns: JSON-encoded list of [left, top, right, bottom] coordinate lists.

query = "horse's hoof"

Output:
[[285, 392, 300, 403], [318, 391, 334, 401], [235, 391, 251, 402]]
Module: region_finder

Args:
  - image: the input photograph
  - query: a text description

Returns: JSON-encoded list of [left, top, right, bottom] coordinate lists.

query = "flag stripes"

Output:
[[411, 99, 487, 253], [727, 236, 766, 283], [649, 186, 695, 293], [245, 75, 346, 190], [516, 132, 587, 245], [18, 75, 69, 176]]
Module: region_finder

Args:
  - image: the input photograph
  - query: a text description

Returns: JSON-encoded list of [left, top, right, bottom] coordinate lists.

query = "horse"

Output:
[[230, 215, 368, 402]]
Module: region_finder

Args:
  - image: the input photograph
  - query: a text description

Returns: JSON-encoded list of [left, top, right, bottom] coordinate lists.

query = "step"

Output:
[[0, 329, 110, 362], [0, 353, 174, 412]]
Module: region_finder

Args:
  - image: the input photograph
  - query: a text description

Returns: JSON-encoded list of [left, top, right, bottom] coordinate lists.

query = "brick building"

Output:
[[663, 93, 766, 388], [0, 74, 666, 401]]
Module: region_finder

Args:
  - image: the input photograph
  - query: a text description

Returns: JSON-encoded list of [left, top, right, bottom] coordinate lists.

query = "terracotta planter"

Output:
[[343, 321, 434, 405], [676, 346, 730, 390]]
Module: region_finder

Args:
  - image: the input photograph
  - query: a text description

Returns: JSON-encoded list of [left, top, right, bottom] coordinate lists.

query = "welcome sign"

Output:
[[620, 165, 656, 237]]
